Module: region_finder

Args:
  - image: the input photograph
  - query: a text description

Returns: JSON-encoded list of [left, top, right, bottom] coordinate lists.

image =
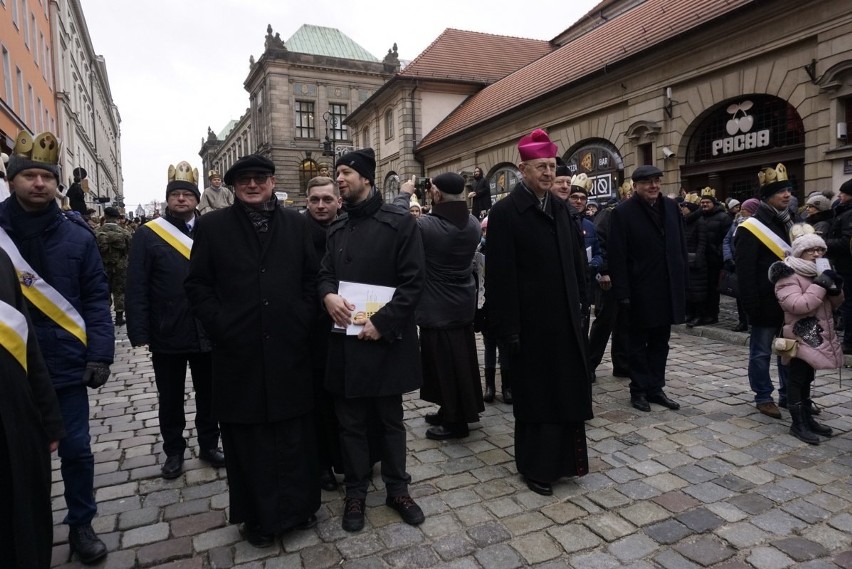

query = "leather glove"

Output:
[[813, 272, 837, 292], [832, 273, 844, 290], [83, 361, 111, 389], [724, 260, 736, 273], [498, 334, 521, 356]]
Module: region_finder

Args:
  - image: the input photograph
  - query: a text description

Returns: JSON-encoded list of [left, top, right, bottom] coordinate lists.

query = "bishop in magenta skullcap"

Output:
[[518, 129, 558, 161]]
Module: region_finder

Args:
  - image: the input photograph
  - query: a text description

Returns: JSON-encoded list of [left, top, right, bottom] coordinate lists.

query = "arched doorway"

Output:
[[488, 163, 521, 202], [682, 95, 805, 203], [563, 139, 625, 203], [299, 158, 319, 192]]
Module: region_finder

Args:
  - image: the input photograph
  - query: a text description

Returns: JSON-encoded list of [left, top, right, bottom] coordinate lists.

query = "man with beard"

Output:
[[735, 164, 793, 418], [126, 162, 223, 481], [485, 129, 592, 496], [185, 154, 320, 547], [608, 165, 687, 413], [0, 131, 113, 564], [396, 172, 483, 440], [198, 169, 234, 214], [318, 148, 426, 532], [468, 165, 491, 219]]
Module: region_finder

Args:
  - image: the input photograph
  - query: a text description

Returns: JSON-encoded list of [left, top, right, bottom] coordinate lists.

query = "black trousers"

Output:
[[334, 394, 410, 499], [627, 324, 671, 397], [787, 357, 815, 406], [152, 352, 219, 457], [588, 287, 630, 373]]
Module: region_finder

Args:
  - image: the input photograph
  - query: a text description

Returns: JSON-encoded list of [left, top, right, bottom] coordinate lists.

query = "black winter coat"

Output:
[[825, 200, 852, 276], [126, 212, 210, 353], [470, 176, 492, 218], [0, 248, 63, 569], [185, 202, 319, 424], [318, 192, 425, 398], [485, 185, 592, 424], [609, 194, 688, 327], [698, 205, 732, 266], [684, 209, 708, 303], [806, 208, 834, 238], [734, 205, 790, 327]]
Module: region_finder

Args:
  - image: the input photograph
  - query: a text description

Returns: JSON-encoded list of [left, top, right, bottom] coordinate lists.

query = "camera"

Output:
[[414, 177, 431, 191]]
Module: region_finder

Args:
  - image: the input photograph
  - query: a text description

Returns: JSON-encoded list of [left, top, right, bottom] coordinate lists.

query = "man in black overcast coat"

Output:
[[608, 165, 687, 413]]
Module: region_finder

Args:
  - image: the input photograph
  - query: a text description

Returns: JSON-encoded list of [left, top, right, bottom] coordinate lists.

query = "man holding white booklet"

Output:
[[318, 147, 426, 533]]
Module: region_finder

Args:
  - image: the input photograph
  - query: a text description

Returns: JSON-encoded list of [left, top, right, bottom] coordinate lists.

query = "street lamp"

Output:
[[322, 111, 336, 157]]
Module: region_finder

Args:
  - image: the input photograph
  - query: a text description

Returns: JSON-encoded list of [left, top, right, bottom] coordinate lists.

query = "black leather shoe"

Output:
[[685, 317, 700, 328], [648, 392, 680, 410], [161, 455, 184, 479], [386, 495, 425, 525], [502, 388, 513, 404], [631, 394, 650, 412], [319, 468, 338, 491], [199, 447, 226, 468], [804, 399, 821, 416], [426, 425, 470, 440], [68, 524, 107, 565], [242, 523, 275, 547], [483, 385, 495, 403], [732, 322, 748, 332], [697, 317, 719, 326], [612, 368, 630, 378], [524, 477, 553, 496], [424, 412, 442, 426]]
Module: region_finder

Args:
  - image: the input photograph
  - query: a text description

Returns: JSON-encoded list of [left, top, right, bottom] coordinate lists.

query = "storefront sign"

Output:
[[711, 100, 771, 156]]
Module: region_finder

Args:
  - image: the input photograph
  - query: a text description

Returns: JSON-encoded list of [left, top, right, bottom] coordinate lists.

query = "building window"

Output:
[[299, 158, 318, 190], [384, 172, 400, 203], [16, 67, 24, 118], [384, 109, 394, 140], [23, 0, 30, 47], [362, 127, 369, 149], [1, 46, 12, 107], [11, 0, 18, 28], [329, 103, 348, 141], [295, 100, 315, 138]]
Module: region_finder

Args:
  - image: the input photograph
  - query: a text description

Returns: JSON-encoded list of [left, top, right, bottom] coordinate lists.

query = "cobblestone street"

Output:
[[50, 308, 852, 568]]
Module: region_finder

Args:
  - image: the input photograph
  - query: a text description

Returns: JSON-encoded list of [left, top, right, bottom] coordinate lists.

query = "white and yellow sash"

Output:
[[0, 227, 87, 345], [0, 299, 28, 371], [146, 218, 193, 260], [739, 217, 791, 260]]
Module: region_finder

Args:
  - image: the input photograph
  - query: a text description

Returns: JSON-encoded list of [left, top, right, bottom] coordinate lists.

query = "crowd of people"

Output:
[[0, 127, 848, 567]]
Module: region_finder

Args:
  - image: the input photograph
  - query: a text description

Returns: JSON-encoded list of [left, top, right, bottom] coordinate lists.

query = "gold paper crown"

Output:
[[409, 194, 421, 208], [618, 180, 633, 198], [700, 187, 716, 199], [168, 161, 199, 186], [758, 163, 788, 186], [208, 169, 220, 179], [684, 192, 701, 204], [13, 131, 61, 164], [570, 173, 593, 192]]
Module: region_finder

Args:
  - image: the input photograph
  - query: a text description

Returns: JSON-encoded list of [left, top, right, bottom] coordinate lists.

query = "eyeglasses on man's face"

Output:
[[234, 174, 271, 186]]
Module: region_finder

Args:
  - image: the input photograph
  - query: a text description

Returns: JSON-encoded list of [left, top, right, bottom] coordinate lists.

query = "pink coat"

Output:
[[770, 263, 844, 369]]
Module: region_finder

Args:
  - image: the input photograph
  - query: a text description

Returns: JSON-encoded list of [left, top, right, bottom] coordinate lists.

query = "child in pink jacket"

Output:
[[769, 224, 841, 445]]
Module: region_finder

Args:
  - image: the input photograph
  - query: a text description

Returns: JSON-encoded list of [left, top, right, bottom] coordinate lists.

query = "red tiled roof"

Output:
[[399, 28, 553, 83], [418, 0, 753, 150]]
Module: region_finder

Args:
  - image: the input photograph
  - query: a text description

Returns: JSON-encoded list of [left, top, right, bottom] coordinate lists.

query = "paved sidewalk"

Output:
[[50, 321, 852, 568]]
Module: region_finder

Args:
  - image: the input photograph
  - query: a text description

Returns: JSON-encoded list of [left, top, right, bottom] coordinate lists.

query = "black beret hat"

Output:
[[631, 165, 663, 182], [336, 148, 376, 186], [431, 172, 465, 195], [104, 206, 121, 218], [223, 154, 275, 186]]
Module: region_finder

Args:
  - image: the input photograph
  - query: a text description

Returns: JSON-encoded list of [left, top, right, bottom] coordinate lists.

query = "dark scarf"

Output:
[[7, 197, 60, 280], [430, 200, 471, 230], [238, 196, 278, 233], [343, 188, 383, 221], [759, 201, 793, 234]]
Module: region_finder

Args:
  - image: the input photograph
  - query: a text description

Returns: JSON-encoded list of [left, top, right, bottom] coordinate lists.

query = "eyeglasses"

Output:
[[169, 191, 197, 199], [234, 174, 271, 186]]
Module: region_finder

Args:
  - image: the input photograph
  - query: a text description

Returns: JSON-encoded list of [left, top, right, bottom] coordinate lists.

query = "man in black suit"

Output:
[[608, 165, 688, 412]]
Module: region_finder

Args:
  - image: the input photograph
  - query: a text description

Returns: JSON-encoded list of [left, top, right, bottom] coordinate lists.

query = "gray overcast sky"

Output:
[[79, 0, 600, 211]]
